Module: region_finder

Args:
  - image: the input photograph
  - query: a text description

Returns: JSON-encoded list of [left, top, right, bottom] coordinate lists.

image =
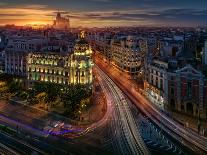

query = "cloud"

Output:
[[0, 2, 206, 27], [89, 0, 112, 2], [0, 1, 6, 6], [22, 4, 48, 9], [0, 4, 55, 19], [67, 8, 207, 26]]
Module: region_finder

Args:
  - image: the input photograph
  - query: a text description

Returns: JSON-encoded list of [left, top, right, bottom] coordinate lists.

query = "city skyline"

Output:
[[0, 3, 207, 153], [0, 0, 207, 27]]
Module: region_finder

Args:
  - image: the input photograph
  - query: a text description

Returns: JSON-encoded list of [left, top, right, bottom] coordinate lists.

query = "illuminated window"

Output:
[[45, 76, 48, 82], [41, 75, 43, 81], [82, 71, 85, 76]]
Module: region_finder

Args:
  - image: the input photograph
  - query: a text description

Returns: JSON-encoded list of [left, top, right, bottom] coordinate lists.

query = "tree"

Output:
[[35, 92, 47, 104], [19, 91, 29, 100], [8, 79, 23, 94], [0, 82, 9, 97]]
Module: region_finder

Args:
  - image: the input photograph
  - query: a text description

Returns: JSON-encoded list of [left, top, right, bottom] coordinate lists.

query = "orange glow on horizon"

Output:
[[0, 19, 52, 26], [25, 21, 51, 26]]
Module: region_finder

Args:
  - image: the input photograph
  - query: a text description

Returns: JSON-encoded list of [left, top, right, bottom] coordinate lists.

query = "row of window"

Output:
[[28, 67, 68, 76], [150, 75, 164, 90], [150, 69, 164, 77], [28, 74, 91, 84], [30, 60, 59, 66]]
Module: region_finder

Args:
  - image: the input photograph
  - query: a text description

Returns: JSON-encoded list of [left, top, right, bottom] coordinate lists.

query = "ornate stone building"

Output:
[[27, 32, 93, 87], [53, 12, 70, 30], [70, 32, 93, 85], [144, 59, 207, 119], [27, 52, 71, 86], [167, 65, 207, 119], [111, 36, 148, 76], [144, 59, 168, 109]]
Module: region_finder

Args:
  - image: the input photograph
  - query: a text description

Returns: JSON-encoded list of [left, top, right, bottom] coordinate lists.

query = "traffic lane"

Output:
[[0, 132, 46, 155], [95, 59, 207, 153], [96, 66, 149, 155]]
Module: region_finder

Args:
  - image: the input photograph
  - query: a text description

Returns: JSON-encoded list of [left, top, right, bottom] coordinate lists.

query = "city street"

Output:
[[94, 53, 207, 154], [0, 2, 207, 154], [0, 101, 108, 154], [80, 66, 149, 155]]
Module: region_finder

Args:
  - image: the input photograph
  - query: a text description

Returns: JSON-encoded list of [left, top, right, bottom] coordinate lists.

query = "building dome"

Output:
[[73, 32, 92, 56], [77, 39, 88, 45]]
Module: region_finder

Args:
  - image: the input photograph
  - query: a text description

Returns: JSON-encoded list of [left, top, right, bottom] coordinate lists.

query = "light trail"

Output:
[[94, 65, 150, 155], [94, 54, 207, 154]]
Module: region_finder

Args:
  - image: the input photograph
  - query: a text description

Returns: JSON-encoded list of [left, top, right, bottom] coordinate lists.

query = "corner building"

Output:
[[27, 53, 71, 86], [70, 36, 93, 85], [27, 33, 93, 87]]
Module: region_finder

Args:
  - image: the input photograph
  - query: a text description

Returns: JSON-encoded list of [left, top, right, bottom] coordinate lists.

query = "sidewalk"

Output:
[[80, 70, 107, 124], [170, 111, 207, 134]]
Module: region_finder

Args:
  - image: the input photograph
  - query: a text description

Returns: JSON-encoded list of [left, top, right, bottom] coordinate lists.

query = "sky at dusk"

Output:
[[0, 0, 207, 27]]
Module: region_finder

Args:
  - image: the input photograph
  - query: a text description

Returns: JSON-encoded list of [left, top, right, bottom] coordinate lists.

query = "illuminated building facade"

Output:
[[70, 31, 93, 85], [144, 57, 207, 119], [111, 36, 148, 75], [53, 12, 70, 30], [27, 32, 93, 86], [144, 59, 168, 109], [27, 53, 71, 86]]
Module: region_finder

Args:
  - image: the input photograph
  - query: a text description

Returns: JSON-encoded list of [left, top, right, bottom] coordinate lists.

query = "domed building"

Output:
[[70, 31, 93, 85], [26, 31, 93, 87]]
